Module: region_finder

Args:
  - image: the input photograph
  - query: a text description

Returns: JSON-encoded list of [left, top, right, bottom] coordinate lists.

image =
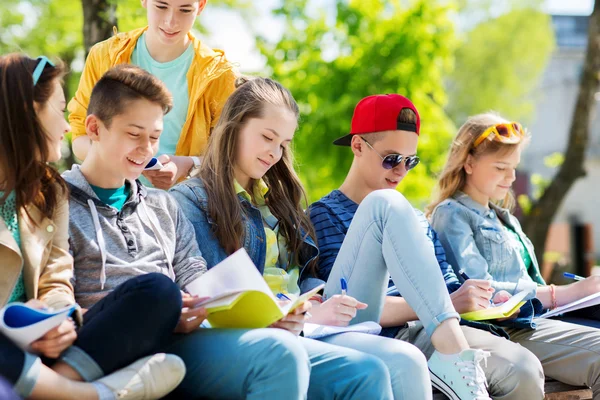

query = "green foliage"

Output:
[[260, 0, 459, 206], [518, 152, 564, 215], [447, 1, 555, 123]]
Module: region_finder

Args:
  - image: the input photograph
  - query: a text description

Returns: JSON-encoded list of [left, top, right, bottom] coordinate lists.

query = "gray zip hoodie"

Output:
[[63, 165, 206, 308]]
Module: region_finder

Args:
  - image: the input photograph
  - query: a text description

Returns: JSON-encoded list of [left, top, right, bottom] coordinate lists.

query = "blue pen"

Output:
[[563, 272, 585, 281], [276, 293, 291, 301], [277, 293, 312, 318], [340, 278, 348, 296]]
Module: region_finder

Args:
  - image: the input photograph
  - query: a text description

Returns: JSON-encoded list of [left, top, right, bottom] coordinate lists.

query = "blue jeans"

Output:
[[5, 273, 182, 397], [320, 332, 431, 399], [162, 328, 393, 400], [324, 190, 459, 336]]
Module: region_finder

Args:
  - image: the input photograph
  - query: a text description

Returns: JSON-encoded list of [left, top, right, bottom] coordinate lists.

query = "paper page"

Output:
[[303, 321, 382, 339], [279, 284, 325, 315], [0, 304, 76, 350], [186, 248, 277, 304], [460, 290, 529, 321], [540, 291, 600, 319]]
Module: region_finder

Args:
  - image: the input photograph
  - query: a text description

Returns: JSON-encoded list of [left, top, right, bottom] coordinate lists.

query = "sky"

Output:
[[200, 0, 594, 72]]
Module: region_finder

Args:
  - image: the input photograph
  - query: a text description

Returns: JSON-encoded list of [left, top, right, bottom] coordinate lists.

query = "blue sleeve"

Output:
[[431, 202, 535, 297], [429, 225, 461, 294], [308, 202, 346, 282], [169, 184, 229, 269]]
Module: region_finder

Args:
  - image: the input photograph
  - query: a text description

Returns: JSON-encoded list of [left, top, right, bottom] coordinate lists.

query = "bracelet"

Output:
[[549, 284, 558, 310], [309, 294, 323, 304]]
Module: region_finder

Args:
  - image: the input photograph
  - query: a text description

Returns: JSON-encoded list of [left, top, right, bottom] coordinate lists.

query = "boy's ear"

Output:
[[464, 154, 474, 175], [85, 115, 102, 142], [140, 0, 147, 8], [350, 135, 364, 157], [197, 0, 207, 15]]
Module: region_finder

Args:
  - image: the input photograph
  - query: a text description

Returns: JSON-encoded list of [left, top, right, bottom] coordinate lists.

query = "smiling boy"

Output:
[[68, 0, 237, 189]]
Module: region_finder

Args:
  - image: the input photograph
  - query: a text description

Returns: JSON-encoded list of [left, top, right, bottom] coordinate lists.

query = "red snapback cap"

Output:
[[333, 94, 420, 146]]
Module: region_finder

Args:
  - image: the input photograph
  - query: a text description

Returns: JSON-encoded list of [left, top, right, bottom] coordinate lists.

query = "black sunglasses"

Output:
[[361, 137, 420, 171]]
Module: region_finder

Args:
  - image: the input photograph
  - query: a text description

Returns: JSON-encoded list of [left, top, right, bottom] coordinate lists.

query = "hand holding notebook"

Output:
[[459, 290, 529, 321], [186, 248, 324, 328], [0, 302, 77, 351]]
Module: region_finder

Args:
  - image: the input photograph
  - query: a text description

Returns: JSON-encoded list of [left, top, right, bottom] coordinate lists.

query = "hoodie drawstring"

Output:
[[139, 198, 176, 282], [88, 199, 107, 290]]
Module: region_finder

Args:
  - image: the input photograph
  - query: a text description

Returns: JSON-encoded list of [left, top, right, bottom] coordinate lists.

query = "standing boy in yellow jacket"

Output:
[[68, 0, 236, 189]]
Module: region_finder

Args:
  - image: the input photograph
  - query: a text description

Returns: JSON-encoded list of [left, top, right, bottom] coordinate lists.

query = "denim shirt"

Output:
[[431, 192, 545, 299], [169, 178, 322, 293]]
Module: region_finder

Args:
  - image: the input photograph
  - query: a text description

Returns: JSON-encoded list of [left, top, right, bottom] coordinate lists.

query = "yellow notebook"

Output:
[[460, 290, 529, 321], [186, 248, 324, 329]]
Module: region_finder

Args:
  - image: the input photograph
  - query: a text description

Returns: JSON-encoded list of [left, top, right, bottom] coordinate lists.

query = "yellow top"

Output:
[[68, 26, 237, 157], [235, 179, 300, 296]]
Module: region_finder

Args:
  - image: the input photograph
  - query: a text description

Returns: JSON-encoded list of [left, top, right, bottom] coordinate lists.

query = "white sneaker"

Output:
[[96, 353, 186, 400], [428, 349, 491, 400]]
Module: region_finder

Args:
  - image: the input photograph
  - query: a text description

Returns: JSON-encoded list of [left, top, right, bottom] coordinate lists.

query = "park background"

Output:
[[1, 0, 598, 283]]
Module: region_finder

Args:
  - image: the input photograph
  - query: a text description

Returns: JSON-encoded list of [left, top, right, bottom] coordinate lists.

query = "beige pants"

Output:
[[505, 318, 600, 400], [396, 318, 600, 399]]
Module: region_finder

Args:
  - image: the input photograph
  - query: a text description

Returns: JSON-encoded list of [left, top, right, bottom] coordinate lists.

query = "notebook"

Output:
[[540, 291, 600, 319], [0, 303, 77, 350], [186, 248, 324, 329], [303, 321, 382, 339], [459, 290, 529, 321]]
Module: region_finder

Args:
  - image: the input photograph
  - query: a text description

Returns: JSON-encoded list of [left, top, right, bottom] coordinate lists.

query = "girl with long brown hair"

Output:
[[170, 76, 412, 399]]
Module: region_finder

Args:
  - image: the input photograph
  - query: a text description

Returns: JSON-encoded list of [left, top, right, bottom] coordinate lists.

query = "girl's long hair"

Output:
[[426, 112, 528, 218], [200, 77, 318, 273], [0, 53, 68, 219]]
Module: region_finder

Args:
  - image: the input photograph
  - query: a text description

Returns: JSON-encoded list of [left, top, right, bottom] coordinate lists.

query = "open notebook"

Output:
[[540, 291, 600, 319], [303, 321, 382, 339], [186, 248, 324, 329], [0, 303, 77, 350], [460, 290, 529, 321]]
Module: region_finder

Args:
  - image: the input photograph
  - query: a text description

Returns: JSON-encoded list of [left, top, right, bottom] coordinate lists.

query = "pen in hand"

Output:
[[341, 277, 348, 296], [277, 292, 312, 318], [563, 272, 585, 281]]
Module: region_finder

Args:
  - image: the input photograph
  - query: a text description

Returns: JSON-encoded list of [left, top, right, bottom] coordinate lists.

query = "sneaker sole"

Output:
[[429, 369, 461, 400]]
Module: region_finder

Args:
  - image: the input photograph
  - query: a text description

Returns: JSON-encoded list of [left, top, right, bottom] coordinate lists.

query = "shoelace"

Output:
[[456, 350, 491, 399]]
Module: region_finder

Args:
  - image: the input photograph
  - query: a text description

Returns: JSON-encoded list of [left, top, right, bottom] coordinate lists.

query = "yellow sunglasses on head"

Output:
[[473, 122, 525, 148]]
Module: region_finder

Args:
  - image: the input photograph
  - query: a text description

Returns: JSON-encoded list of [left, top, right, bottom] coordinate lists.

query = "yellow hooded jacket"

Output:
[[68, 27, 237, 157]]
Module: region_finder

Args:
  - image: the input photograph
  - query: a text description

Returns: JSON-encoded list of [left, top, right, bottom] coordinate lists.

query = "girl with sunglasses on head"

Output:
[[428, 112, 600, 328], [428, 112, 600, 398], [0, 53, 187, 400]]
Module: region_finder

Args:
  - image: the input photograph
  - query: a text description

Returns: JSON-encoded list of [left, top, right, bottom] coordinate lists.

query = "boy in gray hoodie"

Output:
[[63, 65, 343, 400]]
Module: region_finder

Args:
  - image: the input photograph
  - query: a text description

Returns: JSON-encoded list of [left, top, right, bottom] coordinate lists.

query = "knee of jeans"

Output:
[[254, 330, 311, 377], [386, 344, 428, 378], [346, 352, 391, 384], [133, 273, 183, 314], [362, 189, 412, 219]]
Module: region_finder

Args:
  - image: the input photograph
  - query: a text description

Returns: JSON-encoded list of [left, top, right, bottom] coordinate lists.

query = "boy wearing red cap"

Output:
[[306, 94, 545, 400]]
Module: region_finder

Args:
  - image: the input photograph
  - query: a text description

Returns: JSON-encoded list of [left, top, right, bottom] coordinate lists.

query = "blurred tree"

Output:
[[82, 0, 117, 56], [447, 0, 555, 123], [523, 0, 600, 263], [259, 0, 458, 206], [259, 0, 554, 206]]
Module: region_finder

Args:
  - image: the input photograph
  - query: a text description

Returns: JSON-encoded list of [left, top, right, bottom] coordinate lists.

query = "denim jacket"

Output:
[[169, 178, 322, 293], [430, 191, 545, 299]]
